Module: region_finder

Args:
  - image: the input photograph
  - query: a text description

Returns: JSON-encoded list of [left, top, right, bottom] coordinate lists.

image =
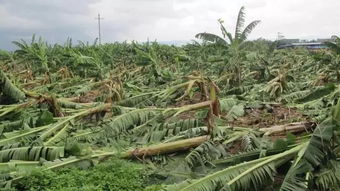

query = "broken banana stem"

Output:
[[259, 122, 314, 136], [123, 135, 210, 158]]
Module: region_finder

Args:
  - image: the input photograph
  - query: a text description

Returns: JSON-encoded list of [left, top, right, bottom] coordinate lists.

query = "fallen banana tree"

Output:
[[2, 33, 340, 191], [165, 100, 340, 191], [0, 77, 224, 186], [259, 121, 316, 136], [0, 70, 26, 104], [4, 135, 210, 185]]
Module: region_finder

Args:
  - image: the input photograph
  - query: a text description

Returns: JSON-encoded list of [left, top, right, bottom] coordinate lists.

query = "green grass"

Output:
[[14, 158, 150, 191]]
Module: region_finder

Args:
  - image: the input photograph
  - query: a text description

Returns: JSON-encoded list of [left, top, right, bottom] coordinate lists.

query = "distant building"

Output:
[[277, 36, 336, 50], [278, 39, 300, 44], [277, 42, 327, 49]]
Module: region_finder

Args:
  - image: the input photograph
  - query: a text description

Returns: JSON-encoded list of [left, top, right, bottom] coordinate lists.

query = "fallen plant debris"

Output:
[[1, 8, 340, 191]]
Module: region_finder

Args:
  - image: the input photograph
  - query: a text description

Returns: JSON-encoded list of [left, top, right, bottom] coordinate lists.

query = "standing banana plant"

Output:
[[195, 6, 260, 87], [195, 6, 260, 50], [12, 35, 50, 74]]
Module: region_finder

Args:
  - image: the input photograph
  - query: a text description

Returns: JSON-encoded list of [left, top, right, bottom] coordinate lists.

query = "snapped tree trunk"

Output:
[[259, 122, 315, 136], [96, 135, 210, 162], [123, 135, 209, 158]]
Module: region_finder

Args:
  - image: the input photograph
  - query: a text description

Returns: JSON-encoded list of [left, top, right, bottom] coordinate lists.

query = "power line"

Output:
[[95, 13, 104, 44]]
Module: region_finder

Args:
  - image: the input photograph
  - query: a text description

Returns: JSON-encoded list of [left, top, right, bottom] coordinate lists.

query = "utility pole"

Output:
[[95, 13, 104, 44], [277, 32, 284, 41]]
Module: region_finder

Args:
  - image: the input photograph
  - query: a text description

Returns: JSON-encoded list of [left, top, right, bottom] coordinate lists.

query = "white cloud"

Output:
[[0, 6, 44, 30], [244, 0, 340, 39], [0, 0, 339, 49]]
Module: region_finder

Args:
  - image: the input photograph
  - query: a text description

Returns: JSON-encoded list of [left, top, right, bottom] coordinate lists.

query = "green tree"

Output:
[[195, 6, 260, 87], [195, 6, 260, 50]]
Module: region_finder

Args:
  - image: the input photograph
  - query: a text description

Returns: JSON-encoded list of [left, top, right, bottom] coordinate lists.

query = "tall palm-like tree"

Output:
[[196, 7, 260, 87], [195, 6, 260, 50]]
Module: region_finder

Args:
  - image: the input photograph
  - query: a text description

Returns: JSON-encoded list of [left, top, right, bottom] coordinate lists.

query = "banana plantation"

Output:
[[1, 7, 340, 191]]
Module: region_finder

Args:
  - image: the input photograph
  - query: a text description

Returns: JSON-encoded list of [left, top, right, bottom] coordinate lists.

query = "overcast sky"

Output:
[[0, 0, 339, 50]]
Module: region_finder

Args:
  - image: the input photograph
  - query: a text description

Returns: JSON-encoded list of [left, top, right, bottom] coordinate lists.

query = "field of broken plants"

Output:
[[0, 35, 340, 191]]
